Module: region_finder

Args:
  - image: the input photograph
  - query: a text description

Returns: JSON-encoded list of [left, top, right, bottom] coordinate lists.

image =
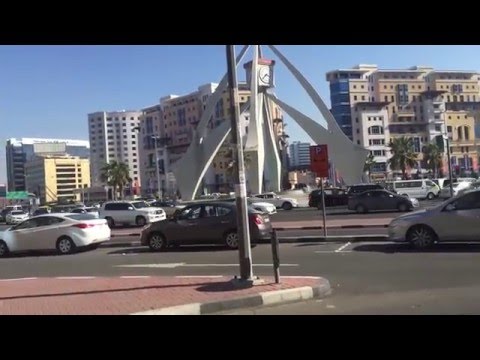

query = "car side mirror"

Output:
[[445, 203, 456, 212]]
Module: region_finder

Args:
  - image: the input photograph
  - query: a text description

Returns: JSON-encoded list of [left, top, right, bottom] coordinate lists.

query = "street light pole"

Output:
[[226, 45, 253, 282], [443, 110, 454, 198], [152, 136, 162, 199]]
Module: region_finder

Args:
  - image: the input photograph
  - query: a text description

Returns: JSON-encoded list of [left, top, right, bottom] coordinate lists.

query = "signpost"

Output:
[[310, 145, 329, 238]]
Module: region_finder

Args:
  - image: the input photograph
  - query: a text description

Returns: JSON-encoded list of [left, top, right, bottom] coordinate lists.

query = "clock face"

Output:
[[258, 66, 271, 85]]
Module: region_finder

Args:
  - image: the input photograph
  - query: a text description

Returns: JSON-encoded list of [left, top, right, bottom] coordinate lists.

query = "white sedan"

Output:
[[0, 213, 111, 257], [248, 200, 277, 215], [5, 210, 29, 225], [251, 192, 298, 210]]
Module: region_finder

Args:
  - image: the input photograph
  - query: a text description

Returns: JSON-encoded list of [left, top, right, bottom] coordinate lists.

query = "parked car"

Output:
[[32, 207, 51, 216], [5, 210, 30, 225], [388, 189, 480, 248], [99, 200, 166, 228], [251, 192, 298, 210], [140, 201, 272, 251], [346, 184, 384, 197], [309, 188, 348, 208], [150, 200, 185, 217], [71, 207, 100, 218], [0, 213, 110, 257], [0, 205, 23, 222], [348, 189, 419, 213], [439, 181, 473, 199], [224, 198, 277, 214]]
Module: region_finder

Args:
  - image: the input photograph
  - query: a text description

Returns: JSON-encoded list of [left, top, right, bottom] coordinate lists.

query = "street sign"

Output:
[[310, 145, 329, 178]]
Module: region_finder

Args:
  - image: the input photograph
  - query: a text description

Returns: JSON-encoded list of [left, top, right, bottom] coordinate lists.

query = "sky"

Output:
[[2, 44, 480, 185]]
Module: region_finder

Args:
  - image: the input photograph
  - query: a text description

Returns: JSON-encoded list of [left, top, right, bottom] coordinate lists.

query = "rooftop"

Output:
[[7, 138, 90, 148]]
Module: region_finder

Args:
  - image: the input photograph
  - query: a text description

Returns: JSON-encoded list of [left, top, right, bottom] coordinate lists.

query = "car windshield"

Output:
[[65, 214, 98, 221], [11, 211, 25, 215], [131, 201, 150, 209]]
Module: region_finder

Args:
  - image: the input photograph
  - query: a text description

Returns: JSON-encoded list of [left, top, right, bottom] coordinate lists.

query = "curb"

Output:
[[131, 279, 331, 315]]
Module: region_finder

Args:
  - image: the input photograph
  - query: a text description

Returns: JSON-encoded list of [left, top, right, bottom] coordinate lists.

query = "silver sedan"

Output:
[[389, 189, 480, 248]]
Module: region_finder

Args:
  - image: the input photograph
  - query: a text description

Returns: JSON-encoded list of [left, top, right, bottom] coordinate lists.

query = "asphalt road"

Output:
[[3, 240, 480, 314]]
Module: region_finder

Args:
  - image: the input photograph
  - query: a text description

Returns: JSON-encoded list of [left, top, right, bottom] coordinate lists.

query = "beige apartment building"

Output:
[[327, 65, 480, 179], [25, 155, 90, 204], [139, 79, 285, 197]]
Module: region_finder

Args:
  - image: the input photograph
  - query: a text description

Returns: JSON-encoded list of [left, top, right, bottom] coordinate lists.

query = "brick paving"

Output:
[[0, 276, 323, 315]]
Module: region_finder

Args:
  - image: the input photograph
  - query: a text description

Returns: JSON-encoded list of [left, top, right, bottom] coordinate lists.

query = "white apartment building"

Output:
[[354, 102, 391, 176], [88, 111, 142, 193]]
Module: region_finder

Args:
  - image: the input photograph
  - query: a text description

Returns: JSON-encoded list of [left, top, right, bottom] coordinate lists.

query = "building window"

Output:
[[384, 96, 388, 102], [357, 140, 360, 145], [383, 85, 387, 89], [361, 96, 365, 101], [353, 85, 357, 89], [356, 129, 360, 134], [354, 95, 358, 101], [123, 135, 127, 139], [458, 127, 463, 140], [465, 126, 470, 140], [355, 118, 359, 123], [132, 147, 136, 150], [447, 126, 452, 132], [391, 95, 394, 102]]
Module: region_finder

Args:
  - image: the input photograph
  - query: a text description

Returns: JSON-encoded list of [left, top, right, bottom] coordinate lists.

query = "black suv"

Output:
[[347, 184, 384, 196]]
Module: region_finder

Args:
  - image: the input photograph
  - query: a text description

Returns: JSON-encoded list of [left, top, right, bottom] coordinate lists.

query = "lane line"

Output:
[[120, 276, 152, 279], [56, 276, 96, 280], [175, 276, 224, 279], [335, 242, 351, 253], [0, 277, 38, 282], [315, 250, 353, 253]]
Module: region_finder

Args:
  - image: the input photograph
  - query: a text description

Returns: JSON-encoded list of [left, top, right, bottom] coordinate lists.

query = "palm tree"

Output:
[[363, 153, 376, 182], [101, 161, 132, 200], [388, 137, 418, 180], [423, 143, 443, 178]]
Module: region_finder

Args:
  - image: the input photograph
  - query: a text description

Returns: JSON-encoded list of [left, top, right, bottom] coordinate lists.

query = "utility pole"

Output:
[[442, 109, 454, 197], [226, 45, 253, 282]]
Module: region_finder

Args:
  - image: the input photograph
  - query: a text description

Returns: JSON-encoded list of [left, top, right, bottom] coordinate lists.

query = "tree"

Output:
[[423, 143, 443, 178], [363, 153, 377, 182], [388, 137, 418, 180], [101, 161, 132, 200]]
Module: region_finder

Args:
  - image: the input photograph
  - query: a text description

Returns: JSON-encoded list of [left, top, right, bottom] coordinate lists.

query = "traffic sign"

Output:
[[310, 145, 329, 178]]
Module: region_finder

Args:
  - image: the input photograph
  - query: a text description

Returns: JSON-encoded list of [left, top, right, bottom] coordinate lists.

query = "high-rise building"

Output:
[[139, 81, 285, 196], [288, 141, 311, 170], [24, 155, 90, 204], [87, 111, 142, 194], [5, 138, 89, 192], [326, 65, 480, 178]]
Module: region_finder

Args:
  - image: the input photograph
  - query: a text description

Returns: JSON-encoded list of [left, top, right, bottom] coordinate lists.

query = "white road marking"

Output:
[[120, 276, 152, 279], [115, 263, 186, 269], [282, 276, 321, 279], [315, 250, 352, 253], [0, 277, 38, 282], [326, 304, 336, 309], [335, 242, 352, 253], [55, 276, 95, 280]]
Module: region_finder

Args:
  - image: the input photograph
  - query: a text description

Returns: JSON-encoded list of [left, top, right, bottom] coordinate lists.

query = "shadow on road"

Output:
[[353, 243, 480, 253]]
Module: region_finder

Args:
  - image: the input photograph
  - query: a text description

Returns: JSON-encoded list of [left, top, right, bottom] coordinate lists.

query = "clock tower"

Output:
[[243, 58, 275, 90]]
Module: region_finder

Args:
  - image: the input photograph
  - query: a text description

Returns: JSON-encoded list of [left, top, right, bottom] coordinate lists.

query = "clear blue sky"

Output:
[[2, 45, 480, 185]]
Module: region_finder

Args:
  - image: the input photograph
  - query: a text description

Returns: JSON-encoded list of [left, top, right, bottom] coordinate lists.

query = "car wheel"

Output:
[[224, 231, 239, 249], [406, 225, 436, 249], [136, 216, 147, 227], [398, 202, 409, 212], [282, 202, 293, 211], [0, 241, 9, 258], [56, 236, 76, 255], [105, 217, 115, 228], [148, 232, 167, 252], [427, 192, 435, 200], [355, 204, 367, 214]]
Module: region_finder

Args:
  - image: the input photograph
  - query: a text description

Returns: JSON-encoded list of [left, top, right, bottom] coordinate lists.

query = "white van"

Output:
[[387, 179, 440, 200]]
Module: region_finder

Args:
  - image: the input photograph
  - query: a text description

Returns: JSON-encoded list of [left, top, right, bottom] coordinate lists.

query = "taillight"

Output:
[[249, 214, 264, 225], [72, 223, 96, 229]]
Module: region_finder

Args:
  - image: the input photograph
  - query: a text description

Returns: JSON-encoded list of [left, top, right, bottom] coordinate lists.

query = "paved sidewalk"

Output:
[[0, 276, 329, 315]]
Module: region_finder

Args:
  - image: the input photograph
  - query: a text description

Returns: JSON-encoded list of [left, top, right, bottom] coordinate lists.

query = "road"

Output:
[[2, 240, 480, 314]]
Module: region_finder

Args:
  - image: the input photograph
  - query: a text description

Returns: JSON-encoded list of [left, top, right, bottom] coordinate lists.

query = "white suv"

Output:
[[99, 201, 166, 228]]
